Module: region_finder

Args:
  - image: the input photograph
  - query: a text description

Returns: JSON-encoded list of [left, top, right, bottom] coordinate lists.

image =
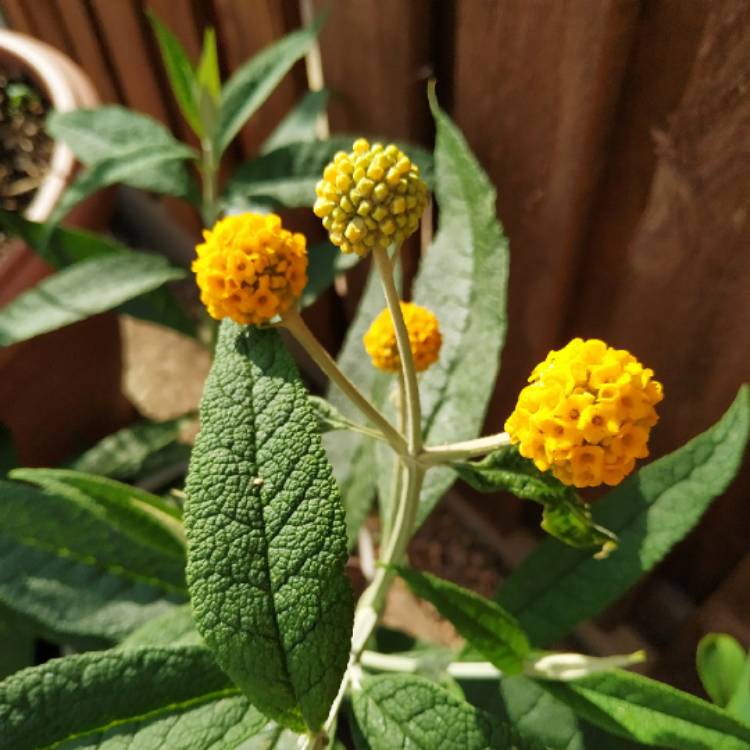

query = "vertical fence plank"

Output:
[[567, 0, 750, 598], [212, 0, 306, 157], [0, 0, 34, 32]]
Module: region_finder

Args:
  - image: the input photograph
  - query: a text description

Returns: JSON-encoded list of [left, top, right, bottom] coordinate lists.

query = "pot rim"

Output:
[[0, 29, 82, 222]]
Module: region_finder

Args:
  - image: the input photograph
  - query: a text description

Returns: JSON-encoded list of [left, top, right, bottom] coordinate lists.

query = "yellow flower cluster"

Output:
[[364, 302, 442, 373], [192, 213, 307, 326], [505, 338, 663, 488], [313, 138, 428, 256]]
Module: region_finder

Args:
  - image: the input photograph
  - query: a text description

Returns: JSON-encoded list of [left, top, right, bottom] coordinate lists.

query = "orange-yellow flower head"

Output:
[[363, 302, 442, 373], [192, 213, 308, 326], [505, 338, 664, 488], [313, 138, 428, 256]]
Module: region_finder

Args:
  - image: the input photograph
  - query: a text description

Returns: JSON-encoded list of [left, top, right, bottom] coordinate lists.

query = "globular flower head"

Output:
[[313, 138, 428, 256], [505, 338, 663, 488], [192, 213, 308, 326], [364, 302, 442, 373]]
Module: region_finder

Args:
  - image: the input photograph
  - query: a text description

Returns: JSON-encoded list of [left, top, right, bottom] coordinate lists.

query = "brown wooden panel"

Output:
[[451, 1, 641, 433], [313, 0, 433, 143], [54, 0, 120, 102], [211, 0, 306, 157], [0, 0, 33, 32], [20, 0, 72, 55], [567, 0, 750, 597], [88, 0, 173, 125]]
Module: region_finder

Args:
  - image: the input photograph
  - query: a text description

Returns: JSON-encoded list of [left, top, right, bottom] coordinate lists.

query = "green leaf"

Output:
[[0, 209, 196, 337], [70, 414, 194, 480], [185, 322, 353, 731], [10, 468, 185, 557], [224, 137, 433, 213], [462, 675, 651, 750], [727, 659, 750, 724], [352, 673, 520, 750], [455, 446, 617, 552], [120, 604, 201, 648], [49, 141, 196, 225], [498, 385, 750, 646], [197, 28, 221, 101], [697, 634, 748, 708], [216, 18, 323, 154], [393, 566, 530, 674], [0, 610, 34, 680], [0, 645, 275, 750], [412, 83, 509, 526], [0, 480, 185, 646], [0, 252, 185, 346], [310, 395, 361, 434], [47, 106, 196, 197], [323, 267, 392, 547], [301, 241, 359, 309], [148, 11, 202, 135], [261, 89, 330, 153], [544, 669, 750, 750]]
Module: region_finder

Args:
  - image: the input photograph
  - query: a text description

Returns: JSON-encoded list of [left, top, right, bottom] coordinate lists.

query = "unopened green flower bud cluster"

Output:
[[313, 138, 428, 256]]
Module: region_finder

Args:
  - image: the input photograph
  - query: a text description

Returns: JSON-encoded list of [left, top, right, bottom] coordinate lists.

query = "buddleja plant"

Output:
[[0, 48, 749, 750]]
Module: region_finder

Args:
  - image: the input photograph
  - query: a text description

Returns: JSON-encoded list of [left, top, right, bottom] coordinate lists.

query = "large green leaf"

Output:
[[0, 209, 196, 336], [0, 646, 275, 750], [70, 414, 194, 480], [0, 480, 185, 646], [185, 322, 353, 732], [412, 85, 509, 526], [49, 141, 196, 225], [261, 89, 330, 153], [455, 446, 617, 552], [216, 19, 322, 154], [47, 106, 196, 197], [352, 673, 522, 750], [394, 566, 529, 674], [148, 11, 202, 136], [0, 253, 185, 346], [323, 266, 393, 547], [544, 669, 750, 750], [120, 604, 200, 648], [462, 675, 650, 750], [0, 610, 34, 680], [497, 386, 749, 647], [11, 468, 185, 557]]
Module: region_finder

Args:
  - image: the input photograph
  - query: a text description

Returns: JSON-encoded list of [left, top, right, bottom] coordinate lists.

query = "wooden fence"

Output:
[[2, 0, 749, 691]]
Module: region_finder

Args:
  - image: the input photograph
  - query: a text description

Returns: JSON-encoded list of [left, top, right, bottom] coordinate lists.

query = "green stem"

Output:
[[282, 307, 407, 455], [360, 650, 502, 680], [372, 245, 422, 453], [419, 431, 512, 464], [199, 137, 219, 226]]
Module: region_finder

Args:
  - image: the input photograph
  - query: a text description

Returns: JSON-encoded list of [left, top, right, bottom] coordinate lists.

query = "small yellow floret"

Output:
[[314, 139, 428, 256], [505, 338, 664, 488], [363, 302, 442, 373], [192, 213, 308, 326]]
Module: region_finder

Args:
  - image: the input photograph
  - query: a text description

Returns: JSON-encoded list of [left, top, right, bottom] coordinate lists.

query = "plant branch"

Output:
[[359, 650, 501, 680], [419, 431, 512, 464], [199, 137, 219, 226], [372, 245, 422, 453], [282, 307, 407, 455]]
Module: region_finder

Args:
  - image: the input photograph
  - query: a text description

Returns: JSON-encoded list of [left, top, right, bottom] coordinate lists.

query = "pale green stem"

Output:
[[199, 137, 219, 226], [419, 431, 512, 465], [381, 372, 406, 545], [372, 245, 422, 453], [282, 307, 407, 455], [360, 650, 502, 680]]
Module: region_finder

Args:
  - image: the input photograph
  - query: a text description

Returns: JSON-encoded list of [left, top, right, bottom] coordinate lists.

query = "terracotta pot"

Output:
[[0, 30, 133, 466]]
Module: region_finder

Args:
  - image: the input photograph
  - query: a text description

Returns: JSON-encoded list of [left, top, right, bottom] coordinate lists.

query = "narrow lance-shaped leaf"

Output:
[[455, 446, 617, 552], [185, 322, 353, 732], [0, 209, 196, 337], [0, 480, 185, 646], [197, 28, 221, 101], [412, 83, 509, 526], [261, 89, 330, 153], [216, 17, 324, 154], [0, 646, 275, 750], [393, 566, 530, 674], [352, 674, 527, 750], [543, 669, 750, 750], [0, 253, 185, 347], [47, 106, 197, 198], [11, 468, 186, 557], [148, 11, 202, 135], [497, 385, 750, 647]]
